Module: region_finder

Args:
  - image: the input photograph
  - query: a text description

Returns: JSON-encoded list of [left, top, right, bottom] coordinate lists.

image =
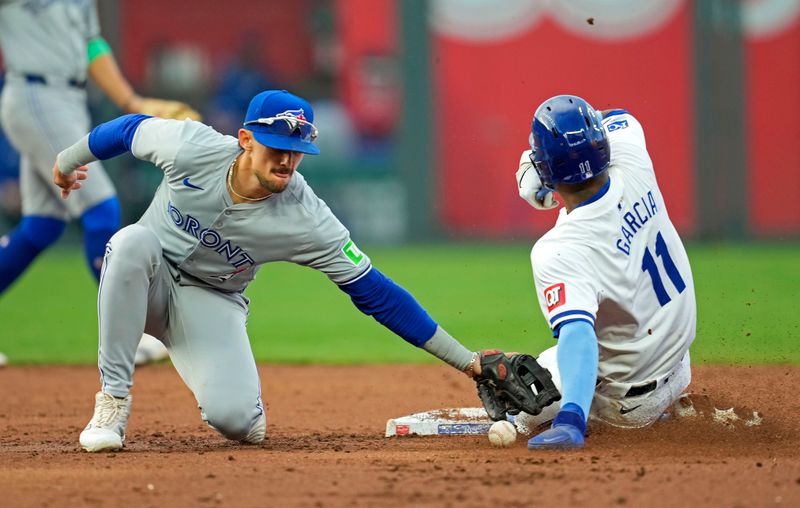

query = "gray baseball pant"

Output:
[[0, 78, 115, 218], [98, 224, 264, 440]]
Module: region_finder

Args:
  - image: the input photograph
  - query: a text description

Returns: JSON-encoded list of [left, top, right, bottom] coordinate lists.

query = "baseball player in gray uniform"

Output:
[[0, 0, 200, 364], [55, 89, 553, 452]]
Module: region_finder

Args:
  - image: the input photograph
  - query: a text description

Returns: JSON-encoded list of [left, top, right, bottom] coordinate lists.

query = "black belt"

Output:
[[624, 375, 670, 398], [24, 74, 86, 89]]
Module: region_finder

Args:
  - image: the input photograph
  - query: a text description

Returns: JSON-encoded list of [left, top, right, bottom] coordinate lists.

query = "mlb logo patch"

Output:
[[544, 283, 566, 312]]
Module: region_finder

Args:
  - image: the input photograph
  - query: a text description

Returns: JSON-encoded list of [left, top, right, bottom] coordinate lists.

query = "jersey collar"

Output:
[[575, 177, 611, 209], [556, 174, 619, 224]]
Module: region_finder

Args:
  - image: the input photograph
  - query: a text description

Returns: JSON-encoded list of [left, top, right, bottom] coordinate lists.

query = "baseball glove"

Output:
[[474, 350, 561, 421], [133, 97, 202, 121]]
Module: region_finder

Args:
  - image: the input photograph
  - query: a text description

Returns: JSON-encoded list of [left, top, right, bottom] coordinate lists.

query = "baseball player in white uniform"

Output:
[[0, 0, 200, 364], [53, 89, 532, 452], [513, 95, 696, 449]]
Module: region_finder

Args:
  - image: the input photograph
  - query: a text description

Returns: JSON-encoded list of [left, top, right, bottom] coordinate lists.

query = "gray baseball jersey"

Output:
[[92, 118, 371, 438], [0, 0, 99, 79], [132, 117, 372, 291], [0, 0, 114, 218]]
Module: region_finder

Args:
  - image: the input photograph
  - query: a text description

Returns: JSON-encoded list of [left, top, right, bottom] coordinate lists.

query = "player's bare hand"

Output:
[[127, 95, 202, 121], [53, 162, 88, 199]]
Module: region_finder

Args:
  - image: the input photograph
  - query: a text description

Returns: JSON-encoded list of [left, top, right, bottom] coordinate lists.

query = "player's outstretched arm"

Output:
[[338, 267, 476, 372], [87, 38, 201, 121], [336, 266, 483, 372], [337, 268, 561, 419], [52, 114, 157, 197]]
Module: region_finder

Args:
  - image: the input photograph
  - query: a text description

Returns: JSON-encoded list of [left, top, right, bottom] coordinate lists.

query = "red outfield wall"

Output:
[[430, 0, 800, 237], [745, 0, 800, 235], [117, 0, 800, 237], [119, 0, 316, 86], [431, 1, 695, 237]]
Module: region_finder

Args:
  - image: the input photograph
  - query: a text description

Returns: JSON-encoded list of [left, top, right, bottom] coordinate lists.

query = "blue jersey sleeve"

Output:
[[338, 267, 438, 347], [88, 114, 151, 160]]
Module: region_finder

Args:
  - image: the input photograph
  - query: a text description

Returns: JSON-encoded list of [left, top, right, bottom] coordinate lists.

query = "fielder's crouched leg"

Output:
[[97, 224, 167, 398], [136, 239, 264, 447], [201, 398, 266, 444]]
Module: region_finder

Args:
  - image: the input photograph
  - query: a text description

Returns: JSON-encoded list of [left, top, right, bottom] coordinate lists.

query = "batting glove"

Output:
[[516, 149, 559, 210]]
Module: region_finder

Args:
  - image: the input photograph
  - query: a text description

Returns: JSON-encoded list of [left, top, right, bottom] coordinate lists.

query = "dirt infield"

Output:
[[0, 364, 798, 507]]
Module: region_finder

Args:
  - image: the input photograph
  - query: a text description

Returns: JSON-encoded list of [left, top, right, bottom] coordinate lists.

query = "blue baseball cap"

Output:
[[243, 90, 320, 155]]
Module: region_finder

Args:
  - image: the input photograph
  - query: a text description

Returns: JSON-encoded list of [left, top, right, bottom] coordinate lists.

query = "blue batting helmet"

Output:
[[529, 95, 610, 188]]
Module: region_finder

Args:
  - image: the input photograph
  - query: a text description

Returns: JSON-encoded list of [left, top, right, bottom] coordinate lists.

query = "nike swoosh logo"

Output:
[[541, 436, 564, 443], [619, 404, 642, 415], [182, 177, 204, 190]]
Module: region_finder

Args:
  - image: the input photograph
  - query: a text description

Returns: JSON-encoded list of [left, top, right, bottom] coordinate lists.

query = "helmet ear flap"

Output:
[[532, 158, 554, 189]]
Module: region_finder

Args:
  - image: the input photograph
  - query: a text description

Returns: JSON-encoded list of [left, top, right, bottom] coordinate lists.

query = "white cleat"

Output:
[[0, 351, 7, 367], [79, 391, 132, 452], [134, 333, 169, 366]]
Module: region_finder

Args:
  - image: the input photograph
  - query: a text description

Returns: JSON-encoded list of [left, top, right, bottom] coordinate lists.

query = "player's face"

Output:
[[250, 143, 304, 194]]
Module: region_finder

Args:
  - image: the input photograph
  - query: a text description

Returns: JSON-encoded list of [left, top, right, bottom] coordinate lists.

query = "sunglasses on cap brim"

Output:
[[244, 116, 319, 142]]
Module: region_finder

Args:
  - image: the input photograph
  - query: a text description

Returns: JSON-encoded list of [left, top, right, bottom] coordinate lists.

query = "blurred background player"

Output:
[[0, 0, 201, 365], [0, 74, 18, 366], [513, 95, 696, 448]]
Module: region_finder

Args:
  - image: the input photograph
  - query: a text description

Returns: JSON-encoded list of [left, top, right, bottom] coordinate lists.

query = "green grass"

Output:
[[1, 243, 797, 365]]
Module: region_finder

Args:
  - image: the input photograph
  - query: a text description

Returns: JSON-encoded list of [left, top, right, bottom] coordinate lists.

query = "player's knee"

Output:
[[100, 225, 163, 284], [203, 403, 263, 442], [243, 412, 266, 444], [18, 216, 66, 251], [536, 346, 561, 391], [107, 225, 162, 267]]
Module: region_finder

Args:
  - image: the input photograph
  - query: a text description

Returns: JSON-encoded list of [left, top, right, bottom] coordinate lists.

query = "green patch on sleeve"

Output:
[[342, 240, 365, 265], [87, 37, 112, 63]]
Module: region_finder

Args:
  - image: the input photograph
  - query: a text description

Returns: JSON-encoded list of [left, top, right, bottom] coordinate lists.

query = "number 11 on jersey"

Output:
[[641, 231, 686, 306]]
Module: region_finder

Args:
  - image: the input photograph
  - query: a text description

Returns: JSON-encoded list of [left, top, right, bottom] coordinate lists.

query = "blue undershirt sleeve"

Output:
[[555, 320, 599, 422], [337, 267, 438, 347], [88, 114, 151, 160]]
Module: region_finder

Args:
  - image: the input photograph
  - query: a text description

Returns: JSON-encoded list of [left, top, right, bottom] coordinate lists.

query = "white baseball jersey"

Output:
[[131, 117, 371, 293], [531, 111, 696, 387]]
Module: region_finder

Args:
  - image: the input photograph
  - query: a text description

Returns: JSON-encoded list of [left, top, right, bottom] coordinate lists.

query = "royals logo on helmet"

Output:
[[544, 283, 566, 312]]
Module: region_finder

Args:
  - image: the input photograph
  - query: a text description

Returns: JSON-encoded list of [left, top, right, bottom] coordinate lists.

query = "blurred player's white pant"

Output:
[[96, 224, 265, 441], [515, 346, 691, 434]]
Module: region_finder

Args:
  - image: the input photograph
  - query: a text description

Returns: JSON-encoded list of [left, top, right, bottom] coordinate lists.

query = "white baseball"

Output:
[[487, 420, 517, 447]]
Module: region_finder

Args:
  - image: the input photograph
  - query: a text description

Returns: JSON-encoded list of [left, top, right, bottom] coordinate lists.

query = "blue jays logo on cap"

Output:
[[243, 90, 320, 155], [276, 109, 306, 120]]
